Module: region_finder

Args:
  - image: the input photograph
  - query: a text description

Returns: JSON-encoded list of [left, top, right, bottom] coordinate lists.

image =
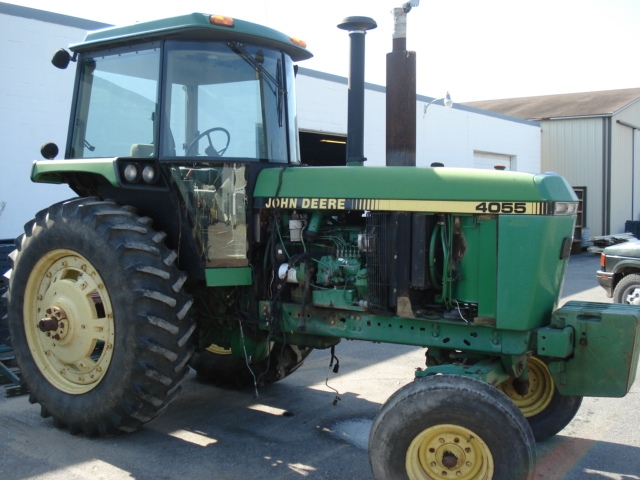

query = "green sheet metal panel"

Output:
[[454, 215, 498, 321], [205, 267, 252, 287], [496, 215, 574, 331], [31, 159, 119, 186]]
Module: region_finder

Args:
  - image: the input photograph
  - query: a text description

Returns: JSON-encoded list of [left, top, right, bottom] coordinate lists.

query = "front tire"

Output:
[[7, 198, 195, 435], [369, 375, 536, 480], [613, 273, 640, 304]]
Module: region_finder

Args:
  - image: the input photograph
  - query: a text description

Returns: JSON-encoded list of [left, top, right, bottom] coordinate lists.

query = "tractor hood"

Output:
[[253, 166, 577, 215]]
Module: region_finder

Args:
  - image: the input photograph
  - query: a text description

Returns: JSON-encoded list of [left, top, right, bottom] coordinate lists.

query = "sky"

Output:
[[5, 0, 639, 102]]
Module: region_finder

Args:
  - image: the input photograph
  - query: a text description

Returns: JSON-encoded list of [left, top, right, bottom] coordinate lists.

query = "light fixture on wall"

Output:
[[320, 139, 347, 145], [423, 92, 453, 117]]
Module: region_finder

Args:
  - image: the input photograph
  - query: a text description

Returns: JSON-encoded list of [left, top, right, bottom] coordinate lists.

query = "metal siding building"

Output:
[[468, 89, 640, 237], [540, 118, 604, 239], [613, 103, 640, 234]]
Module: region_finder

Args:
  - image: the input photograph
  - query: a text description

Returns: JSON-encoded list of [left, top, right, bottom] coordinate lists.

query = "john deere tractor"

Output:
[[5, 11, 639, 480]]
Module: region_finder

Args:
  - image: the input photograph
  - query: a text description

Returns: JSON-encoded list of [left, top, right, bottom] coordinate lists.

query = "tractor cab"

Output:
[[69, 36, 301, 163], [44, 13, 312, 280]]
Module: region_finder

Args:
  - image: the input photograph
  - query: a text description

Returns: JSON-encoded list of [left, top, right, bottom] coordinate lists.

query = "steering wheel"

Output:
[[185, 127, 231, 157]]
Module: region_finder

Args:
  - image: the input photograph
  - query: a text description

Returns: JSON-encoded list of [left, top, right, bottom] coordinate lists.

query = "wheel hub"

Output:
[[497, 356, 554, 417], [625, 287, 640, 305], [24, 250, 115, 394], [406, 424, 493, 480], [38, 306, 69, 340]]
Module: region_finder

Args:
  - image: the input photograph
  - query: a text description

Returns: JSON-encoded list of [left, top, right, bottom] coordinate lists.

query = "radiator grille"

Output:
[[366, 213, 390, 313]]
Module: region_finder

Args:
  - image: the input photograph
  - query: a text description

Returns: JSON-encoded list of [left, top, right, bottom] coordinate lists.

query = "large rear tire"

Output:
[[369, 375, 536, 480], [7, 198, 195, 435], [497, 356, 582, 441]]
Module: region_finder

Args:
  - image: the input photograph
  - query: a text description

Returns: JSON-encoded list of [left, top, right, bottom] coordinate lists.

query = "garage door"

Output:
[[473, 151, 513, 170]]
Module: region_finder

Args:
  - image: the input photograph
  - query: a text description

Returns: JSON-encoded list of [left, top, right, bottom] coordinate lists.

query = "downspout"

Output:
[[603, 117, 612, 234]]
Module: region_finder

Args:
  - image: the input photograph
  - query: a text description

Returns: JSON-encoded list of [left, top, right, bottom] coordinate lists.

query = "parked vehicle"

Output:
[[597, 239, 640, 304]]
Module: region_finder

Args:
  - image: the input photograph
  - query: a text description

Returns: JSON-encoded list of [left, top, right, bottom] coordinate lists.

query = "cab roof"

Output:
[[71, 12, 313, 62]]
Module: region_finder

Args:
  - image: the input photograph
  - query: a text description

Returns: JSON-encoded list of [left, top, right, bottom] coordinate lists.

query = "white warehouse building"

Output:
[[0, 2, 540, 240], [296, 68, 540, 171]]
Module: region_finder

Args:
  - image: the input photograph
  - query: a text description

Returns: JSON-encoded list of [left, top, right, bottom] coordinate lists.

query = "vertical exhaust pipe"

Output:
[[386, 4, 417, 166], [338, 16, 377, 166], [385, 3, 419, 316]]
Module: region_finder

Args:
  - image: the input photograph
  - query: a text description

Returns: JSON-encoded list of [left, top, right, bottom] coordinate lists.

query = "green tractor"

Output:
[[5, 11, 639, 480]]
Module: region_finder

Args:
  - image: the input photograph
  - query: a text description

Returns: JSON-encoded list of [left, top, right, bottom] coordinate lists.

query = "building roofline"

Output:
[[297, 66, 539, 128], [547, 114, 609, 121], [613, 96, 640, 117], [465, 87, 640, 121], [0, 2, 109, 31], [451, 101, 539, 127]]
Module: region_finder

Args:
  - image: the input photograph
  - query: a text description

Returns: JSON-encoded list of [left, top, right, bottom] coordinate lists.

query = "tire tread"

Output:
[[6, 197, 194, 437]]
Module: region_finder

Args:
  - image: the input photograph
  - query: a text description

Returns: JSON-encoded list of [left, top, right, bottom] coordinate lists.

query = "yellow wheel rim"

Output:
[[498, 356, 554, 417], [23, 249, 115, 394], [406, 424, 494, 480], [206, 344, 233, 355]]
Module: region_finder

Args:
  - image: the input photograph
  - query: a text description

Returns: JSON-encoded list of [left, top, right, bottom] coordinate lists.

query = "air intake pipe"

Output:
[[338, 16, 377, 166]]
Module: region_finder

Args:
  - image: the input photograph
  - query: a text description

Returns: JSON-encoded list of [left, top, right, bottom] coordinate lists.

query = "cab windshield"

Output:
[[69, 40, 300, 163]]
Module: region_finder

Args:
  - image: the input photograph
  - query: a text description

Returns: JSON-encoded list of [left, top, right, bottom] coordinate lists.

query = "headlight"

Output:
[[116, 159, 167, 190], [123, 163, 140, 183], [553, 202, 578, 215], [142, 165, 156, 184]]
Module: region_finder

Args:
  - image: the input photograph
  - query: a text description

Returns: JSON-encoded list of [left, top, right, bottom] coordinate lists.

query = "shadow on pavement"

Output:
[[537, 435, 640, 480]]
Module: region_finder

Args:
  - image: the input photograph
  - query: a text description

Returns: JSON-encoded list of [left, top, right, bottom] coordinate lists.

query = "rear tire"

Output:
[[7, 198, 195, 435], [369, 375, 536, 480], [191, 342, 312, 387]]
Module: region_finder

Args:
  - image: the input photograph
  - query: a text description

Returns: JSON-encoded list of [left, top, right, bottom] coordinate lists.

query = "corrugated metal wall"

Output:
[[541, 118, 604, 236], [541, 100, 640, 237], [611, 102, 640, 234]]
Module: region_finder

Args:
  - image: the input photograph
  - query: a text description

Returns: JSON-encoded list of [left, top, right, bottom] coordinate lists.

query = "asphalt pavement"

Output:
[[1, 251, 639, 480]]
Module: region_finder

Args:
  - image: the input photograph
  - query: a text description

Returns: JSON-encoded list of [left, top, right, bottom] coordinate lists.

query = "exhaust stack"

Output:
[[386, 4, 417, 166], [338, 16, 377, 167]]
